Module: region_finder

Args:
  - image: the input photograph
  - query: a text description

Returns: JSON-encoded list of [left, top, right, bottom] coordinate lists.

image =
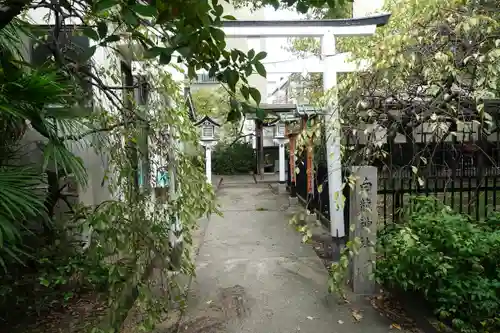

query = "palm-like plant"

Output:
[[0, 20, 90, 269]]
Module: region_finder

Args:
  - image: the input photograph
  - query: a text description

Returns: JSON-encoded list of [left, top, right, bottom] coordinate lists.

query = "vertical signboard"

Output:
[[349, 166, 378, 294], [289, 136, 296, 183], [303, 117, 314, 194], [307, 137, 314, 194]]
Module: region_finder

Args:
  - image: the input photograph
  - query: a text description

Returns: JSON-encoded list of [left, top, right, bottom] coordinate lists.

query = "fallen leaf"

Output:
[[306, 316, 314, 320], [352, 310, 363, 322], [390, 323, 402, 330], [206, 300, 213, 305], [338, 320, 344, 324]]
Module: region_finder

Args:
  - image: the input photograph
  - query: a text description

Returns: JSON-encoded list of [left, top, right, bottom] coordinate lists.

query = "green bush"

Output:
[[212, 141, 254, 175], [377, 196, 500, 333]]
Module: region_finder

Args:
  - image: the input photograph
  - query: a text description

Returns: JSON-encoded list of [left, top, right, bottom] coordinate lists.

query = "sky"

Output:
[[262, 7, 307, 93]]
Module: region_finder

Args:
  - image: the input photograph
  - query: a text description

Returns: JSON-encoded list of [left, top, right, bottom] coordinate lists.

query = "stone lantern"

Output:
[[194, 116, 220, 184]]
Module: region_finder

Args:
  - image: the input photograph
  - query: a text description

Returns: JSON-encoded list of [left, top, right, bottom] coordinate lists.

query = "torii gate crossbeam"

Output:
[[261, 53, 370, 74], [221, 13, 391, 240]]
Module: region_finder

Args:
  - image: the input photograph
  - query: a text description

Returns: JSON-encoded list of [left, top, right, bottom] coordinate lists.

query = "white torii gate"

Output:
[[222, 13, 391, 240]]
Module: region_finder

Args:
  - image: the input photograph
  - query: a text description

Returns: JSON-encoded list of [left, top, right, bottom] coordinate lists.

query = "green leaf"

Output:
[[103, 34, 120, 43], [255, 51, 267, 61], [188, 66, 196, 79], [131, 4, 158, 17], [177, 46, 190, 57], [210, 27, 225, 42], [254, 62, 266, 78], [249, 87, 261, 105], [227, 109, 241, 122], [240, 86, 250, 100], [97, 21, 108, 39], [213, 4, 223, 16], [248, 49, 255, 59], [208, 66, 218, 78], [144, 47, 165, 59], [95, 0, 115, 12], [123, 9, 138, 26], [256, 107, 265, 120], [231, 49, 238, 62], [226, 70, 239, 91], [244, 65, 252, 77], [223, 15, 237, 20], [78, 45, 96, 63], [159, 52, 172, 64], [82, 27, 99, 41], [296, 1, 309, 13]]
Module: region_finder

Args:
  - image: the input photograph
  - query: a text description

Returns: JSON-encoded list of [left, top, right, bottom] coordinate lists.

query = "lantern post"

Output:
[[194, 116, 220, 185], [273, 122, 288, 193]]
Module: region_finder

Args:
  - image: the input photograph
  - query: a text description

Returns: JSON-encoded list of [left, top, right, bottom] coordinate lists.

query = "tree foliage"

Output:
[[338, 0, 500, 149], [232, 0, 352, 14], [212, 141, 255, 174]]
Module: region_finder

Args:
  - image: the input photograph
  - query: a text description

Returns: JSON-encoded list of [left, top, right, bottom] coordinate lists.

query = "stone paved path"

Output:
[[176, 176, 406, 333]]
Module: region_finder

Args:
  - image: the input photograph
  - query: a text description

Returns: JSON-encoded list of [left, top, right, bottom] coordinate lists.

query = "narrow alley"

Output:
[[175, 176, 400, 333]]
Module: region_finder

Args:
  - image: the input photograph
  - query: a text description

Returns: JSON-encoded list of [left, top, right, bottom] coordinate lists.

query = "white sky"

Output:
[[262, 7, 306, 91]]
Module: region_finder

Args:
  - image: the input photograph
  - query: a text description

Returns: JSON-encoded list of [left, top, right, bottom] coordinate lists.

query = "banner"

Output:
[[307, 136, 314, 194], [289, 136, 296, 183]]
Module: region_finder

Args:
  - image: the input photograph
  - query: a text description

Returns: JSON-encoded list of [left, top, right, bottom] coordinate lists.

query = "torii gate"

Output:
[[222, 13, 391, 240]]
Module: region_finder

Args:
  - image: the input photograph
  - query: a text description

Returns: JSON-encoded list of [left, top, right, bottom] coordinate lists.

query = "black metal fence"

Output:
[[289, 115, 500, 231], [377, 139, 500, 224]]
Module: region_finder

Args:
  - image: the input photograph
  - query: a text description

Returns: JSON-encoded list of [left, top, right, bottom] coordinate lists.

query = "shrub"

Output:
[[212, 141, 254, 175], [377, 196, 500, 333]]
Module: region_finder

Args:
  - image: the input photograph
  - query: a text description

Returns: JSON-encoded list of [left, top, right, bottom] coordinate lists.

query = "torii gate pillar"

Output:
[[322, 32, 344, 240]]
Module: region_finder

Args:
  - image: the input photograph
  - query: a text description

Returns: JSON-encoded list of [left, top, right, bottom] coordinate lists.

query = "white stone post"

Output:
[[349, 166, 378, 294], [279, 143, 285, 183], [322, 31, 344, 238], [201, 141, 216, 185], [273, 138, 289, 193], [205, 146, 212, 184]]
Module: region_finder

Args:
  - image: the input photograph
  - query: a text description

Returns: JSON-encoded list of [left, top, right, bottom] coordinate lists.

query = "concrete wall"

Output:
[[24, 9, 125, 207]]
